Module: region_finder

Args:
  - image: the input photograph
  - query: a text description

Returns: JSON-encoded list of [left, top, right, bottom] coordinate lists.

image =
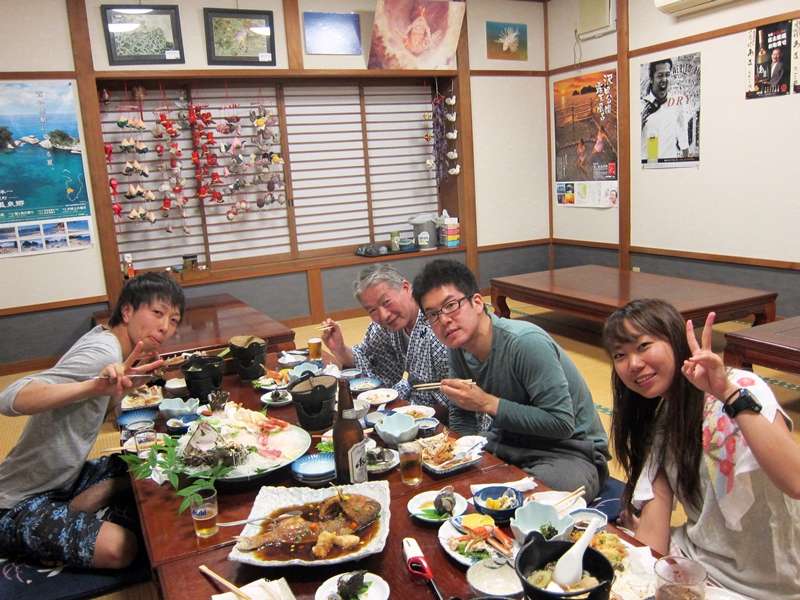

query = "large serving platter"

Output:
[[228, 481, 391, 567], [176, 419, 311, 483]]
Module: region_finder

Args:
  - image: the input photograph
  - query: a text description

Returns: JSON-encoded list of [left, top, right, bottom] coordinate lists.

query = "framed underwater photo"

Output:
[[101, 5, 184, 65], [203, 8, 276, 66]]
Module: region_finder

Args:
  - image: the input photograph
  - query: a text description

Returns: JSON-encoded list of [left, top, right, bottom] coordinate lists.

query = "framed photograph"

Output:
[[303, 12, 362, 55], [101, 5, 184, 66], [203, 8, 276, 66]]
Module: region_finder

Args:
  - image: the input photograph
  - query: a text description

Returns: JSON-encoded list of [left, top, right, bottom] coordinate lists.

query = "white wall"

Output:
[[471, 76, 550, 245], [629, 33, 800, 260], [467, 0, 546, 71], [547, 0, 618, 71], [0, 0, 107, 309]]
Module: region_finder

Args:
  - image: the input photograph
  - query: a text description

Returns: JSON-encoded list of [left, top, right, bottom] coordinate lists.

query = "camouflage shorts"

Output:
[[0, 455, 129, 567]]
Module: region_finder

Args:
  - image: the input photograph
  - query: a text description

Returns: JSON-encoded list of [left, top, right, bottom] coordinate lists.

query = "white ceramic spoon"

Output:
[[551, 516, 603, 588]]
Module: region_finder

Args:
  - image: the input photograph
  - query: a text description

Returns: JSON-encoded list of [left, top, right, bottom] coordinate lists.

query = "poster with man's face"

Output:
[[746, 20, 792, 99], [640, 52, 701, 168]]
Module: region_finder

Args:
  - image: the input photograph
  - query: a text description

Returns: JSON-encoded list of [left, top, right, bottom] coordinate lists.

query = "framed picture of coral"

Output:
[[203, 8, 276, 66], [101, 5, 184, 65]]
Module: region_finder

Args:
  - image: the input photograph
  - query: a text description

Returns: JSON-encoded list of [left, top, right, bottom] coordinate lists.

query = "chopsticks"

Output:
[[314, 324, 333, 331], [199, 565, 252, 600], [554, 486, 586, 510], [413, 379, 473, 390]]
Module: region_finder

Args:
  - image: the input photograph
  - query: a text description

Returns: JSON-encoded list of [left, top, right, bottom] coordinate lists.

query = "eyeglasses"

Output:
[[423, 296, 470, 324]]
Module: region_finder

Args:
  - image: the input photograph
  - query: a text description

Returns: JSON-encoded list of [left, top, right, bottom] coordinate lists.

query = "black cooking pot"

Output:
[[515, 531, 614, 600], [287, 373, 337, 432], [228, 335, 267, 381], [180, 355, 224, 401]]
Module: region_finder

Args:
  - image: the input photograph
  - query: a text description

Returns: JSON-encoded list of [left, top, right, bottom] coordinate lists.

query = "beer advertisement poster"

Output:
[[640, 52, 701, 169]]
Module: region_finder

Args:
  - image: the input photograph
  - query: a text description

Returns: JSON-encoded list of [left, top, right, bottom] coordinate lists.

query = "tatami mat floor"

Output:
[[1, 298, 799, 599]]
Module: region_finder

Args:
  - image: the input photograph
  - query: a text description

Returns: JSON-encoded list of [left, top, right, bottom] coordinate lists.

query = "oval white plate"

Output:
[[315, 572, 389, 600], [393, 405, 435, 419], [357, 387, 398, 405], [438, 519, 519, 567], [367, 448, 399, 474], [260, 390, 292, 407], [122, 433, 166, 453], [527, 490, 587, 517], [407, 490, 467, 522]]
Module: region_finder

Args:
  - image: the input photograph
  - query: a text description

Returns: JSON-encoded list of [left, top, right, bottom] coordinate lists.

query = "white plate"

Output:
[[357, 388, 398, 406], [315, 572, 389, 600], [407, 490, 467, 522], [528, 490, 587, 517], [120, 386, 163, 411], [392, 405, 435, 419], [438, 519, 519, 567], [278, 354, 305, 367], [260, 390, 292, 407], [122, 433, 166, 453], [229, 481, 390, 567], [366, 448, 399, 474], [252, 375, 289, 391]]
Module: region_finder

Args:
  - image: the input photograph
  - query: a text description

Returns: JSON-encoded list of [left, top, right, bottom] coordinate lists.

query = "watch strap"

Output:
[[722, 388, 763, 419]]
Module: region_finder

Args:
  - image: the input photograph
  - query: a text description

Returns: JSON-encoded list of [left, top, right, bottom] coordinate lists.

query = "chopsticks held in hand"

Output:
[[554, 486, 586, 510], [413, 379, 474, 391], [199, 565, 252, 600], [314, 324, 333, 331]]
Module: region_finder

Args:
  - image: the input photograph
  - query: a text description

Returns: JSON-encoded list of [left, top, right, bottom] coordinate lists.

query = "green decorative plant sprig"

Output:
[[120, 435, 233, 514]]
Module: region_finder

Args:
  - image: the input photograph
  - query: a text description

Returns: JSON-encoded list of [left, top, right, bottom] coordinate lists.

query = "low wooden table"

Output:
[[491, 265, 777, 327], [93, 292, 296, 356], [724, 316, 800, 374]]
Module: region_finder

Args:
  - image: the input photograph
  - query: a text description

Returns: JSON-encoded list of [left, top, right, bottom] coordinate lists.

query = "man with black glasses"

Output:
[[413, 259, 609, 498]]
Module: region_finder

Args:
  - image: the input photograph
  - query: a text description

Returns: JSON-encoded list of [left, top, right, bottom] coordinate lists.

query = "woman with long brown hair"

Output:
[[603, 299, 800, 598]]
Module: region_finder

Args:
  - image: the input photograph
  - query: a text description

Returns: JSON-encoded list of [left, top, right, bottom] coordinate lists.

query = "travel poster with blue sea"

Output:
[[0, 81, 91, 233]]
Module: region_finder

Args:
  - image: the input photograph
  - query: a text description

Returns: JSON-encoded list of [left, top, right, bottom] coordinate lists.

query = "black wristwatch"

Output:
[[722, 388, 763, 419]]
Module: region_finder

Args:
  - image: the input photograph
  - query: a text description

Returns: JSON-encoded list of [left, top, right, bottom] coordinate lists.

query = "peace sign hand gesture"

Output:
[[681, 312, 736, 401]]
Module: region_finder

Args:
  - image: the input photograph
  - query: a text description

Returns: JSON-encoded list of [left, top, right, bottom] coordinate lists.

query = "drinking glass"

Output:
[[655, 556, 707, 600], [190, 488, 219, 538], [133, 427, 157, 460], [398, 440, 423, 486], [308, 337, 323, 360]]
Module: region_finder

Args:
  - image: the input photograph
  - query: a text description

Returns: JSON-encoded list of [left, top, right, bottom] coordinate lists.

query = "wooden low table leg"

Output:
[[753, 302, 777, 326], [724, 345, 753, 371], [491, 287, 511, 318]]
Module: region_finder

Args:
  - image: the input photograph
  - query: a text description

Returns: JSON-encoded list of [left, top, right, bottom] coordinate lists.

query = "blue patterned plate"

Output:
[[118, 409, 158, 427], [349, 377, 381, 394], [291, 453, 335, 479]]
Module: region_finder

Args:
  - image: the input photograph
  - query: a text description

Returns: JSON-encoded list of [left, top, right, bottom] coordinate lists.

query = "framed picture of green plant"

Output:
[[203, 8, 276, 66], [101, 5, 185, 66]]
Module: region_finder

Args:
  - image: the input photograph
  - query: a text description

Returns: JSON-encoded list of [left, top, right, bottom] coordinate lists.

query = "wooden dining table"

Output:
[[129, 353, 645, 599]]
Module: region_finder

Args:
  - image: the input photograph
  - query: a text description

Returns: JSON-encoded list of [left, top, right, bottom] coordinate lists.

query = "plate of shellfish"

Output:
[[315, 571, 389, 600], [407, 486, 467, 522], [229, 481, 390, 567]]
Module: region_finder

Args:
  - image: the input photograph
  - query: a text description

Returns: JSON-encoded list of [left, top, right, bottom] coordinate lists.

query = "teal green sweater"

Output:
[[449, 314, 609, 458]]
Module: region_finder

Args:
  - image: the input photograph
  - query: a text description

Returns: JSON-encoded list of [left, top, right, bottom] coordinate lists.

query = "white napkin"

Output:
[[470, 477, 538, 497], [322, 363, 341, 377], [212, 577, 295, 600], [610, 544, 656, 600]]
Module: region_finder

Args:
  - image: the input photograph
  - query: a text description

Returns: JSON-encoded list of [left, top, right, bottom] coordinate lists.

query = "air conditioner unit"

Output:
[[654, 0, 739, 16]]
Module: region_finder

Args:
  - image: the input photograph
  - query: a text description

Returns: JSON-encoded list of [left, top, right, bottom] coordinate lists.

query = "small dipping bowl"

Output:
[[473, 486, 524, 524], [415, 417, 439, 437], [164, 377, 188, 398], [466, 557, 524, 598], [166, 414, 200, 435], [340, 368, 363, 380]]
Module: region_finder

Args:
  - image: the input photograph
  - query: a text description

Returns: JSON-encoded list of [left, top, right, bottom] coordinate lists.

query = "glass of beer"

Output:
[[655, 556, 707, 600], [190, 488, 219, 538], [398, 441, 423, 486], [308, 337, 323, 360], [132, 427, 157, 460]]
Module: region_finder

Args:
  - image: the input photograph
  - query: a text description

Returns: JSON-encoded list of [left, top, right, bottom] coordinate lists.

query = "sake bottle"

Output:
[[333, 378, 367, 484]]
